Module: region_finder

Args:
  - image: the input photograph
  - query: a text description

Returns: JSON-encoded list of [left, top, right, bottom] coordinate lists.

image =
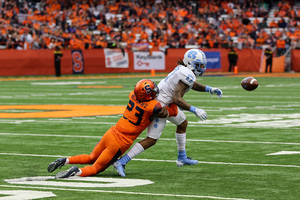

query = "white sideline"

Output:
[[0, 152, 299, 168], [0, 132, 300, 145], [0, 184, 253, 200]]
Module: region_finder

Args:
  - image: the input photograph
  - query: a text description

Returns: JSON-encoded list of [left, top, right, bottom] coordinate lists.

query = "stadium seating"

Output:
[[0, 0, 298, 52]]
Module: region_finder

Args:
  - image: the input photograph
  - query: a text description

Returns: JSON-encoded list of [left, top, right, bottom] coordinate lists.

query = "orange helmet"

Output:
[[134, 79, 159, 102]]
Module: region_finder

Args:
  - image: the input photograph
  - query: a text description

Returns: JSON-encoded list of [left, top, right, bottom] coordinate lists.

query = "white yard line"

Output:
[[0, 185, 254, 200], [0, 152, 299, 168], [0, 132, 299, 145], [0, 95, 299, 104]]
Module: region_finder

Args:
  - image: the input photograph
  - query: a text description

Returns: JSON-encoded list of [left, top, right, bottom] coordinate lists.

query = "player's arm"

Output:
[[193, 81, 223, 98], [192, 81, 206, 92], [173, 80, 207, 121], [172, 80, 192, 110], [149, 103, 178, 121]]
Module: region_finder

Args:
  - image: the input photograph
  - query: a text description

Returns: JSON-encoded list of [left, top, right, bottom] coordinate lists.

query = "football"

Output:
[[241, 77, 259, 91]]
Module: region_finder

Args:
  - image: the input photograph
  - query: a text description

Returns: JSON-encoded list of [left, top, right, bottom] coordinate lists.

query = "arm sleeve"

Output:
[[166, 103, 178, 117], [152, 103, 163, 115]]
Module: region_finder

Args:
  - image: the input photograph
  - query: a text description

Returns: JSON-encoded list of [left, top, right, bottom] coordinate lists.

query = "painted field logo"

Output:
[[0, 105, 126, 118], [5, 176, 154, 188]]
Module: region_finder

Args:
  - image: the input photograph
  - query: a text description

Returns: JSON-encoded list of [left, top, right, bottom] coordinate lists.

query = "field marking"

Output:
[[0, 95, 299, 104], [0, 185, 253, 200], [0, 105, 125, 118], [0, 132, 300, 145], [0, 119, 299, 129], [266, 151, 300, 156], [0, 152, 299, 168], [30, 81, 106, 85], [0, 190, 56, 199], [5, 176, 154, 188]]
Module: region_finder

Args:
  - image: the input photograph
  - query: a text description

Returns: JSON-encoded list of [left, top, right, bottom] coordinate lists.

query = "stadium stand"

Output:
[[0, 0, 299, 56]]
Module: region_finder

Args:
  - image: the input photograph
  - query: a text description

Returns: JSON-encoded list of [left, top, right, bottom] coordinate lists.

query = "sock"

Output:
[[65, 158, 69, 165], [175, 132, 186, 151], [75, 169, 82, 176], [119, 143, 144, 165], [176, 133, 187, 159], [118, 154, 131, 165]]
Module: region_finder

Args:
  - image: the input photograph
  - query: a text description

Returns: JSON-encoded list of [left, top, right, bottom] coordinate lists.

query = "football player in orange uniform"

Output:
[[47, 79, 178, 178]]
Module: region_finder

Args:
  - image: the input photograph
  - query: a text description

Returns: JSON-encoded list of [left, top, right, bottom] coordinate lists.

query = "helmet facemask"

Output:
[[189, 60, 206, 76]]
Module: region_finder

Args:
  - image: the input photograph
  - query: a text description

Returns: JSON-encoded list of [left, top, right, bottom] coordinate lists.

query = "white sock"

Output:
[[75, 169, 82, 176], [127, 142, 145, 158], [65, 158, 69, 165], [175, 133, 186, 151]]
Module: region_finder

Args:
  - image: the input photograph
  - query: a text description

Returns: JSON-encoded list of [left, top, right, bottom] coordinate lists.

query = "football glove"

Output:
[[195, 108, 207, 121], [209, 87, 223, 98]]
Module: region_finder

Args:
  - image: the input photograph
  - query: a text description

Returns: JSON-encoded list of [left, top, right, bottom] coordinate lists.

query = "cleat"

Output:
[[55, 165, 79, 179], [47, 158, 66, 172], [113, 161, 126, 177], [176, 157, 198, 167]]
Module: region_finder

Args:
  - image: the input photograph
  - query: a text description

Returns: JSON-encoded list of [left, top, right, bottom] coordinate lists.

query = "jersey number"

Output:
[[125, 100, 144, 126]]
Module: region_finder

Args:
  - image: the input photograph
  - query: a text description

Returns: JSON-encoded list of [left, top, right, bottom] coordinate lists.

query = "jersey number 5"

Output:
[[125, 100, 144, 126]]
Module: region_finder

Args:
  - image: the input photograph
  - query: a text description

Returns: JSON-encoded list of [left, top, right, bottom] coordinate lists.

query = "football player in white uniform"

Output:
[[114, 49, 222, 177]]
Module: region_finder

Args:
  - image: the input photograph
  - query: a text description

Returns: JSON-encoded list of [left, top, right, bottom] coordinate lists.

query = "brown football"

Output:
[[241, 77, 259, 91]]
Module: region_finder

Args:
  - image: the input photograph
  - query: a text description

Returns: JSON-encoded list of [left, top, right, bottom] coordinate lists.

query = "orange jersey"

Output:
[[115, 91, 162, 140]]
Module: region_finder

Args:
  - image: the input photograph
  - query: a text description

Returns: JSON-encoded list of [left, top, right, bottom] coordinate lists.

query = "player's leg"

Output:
[[56, 130, 130, 178], [80, 146, 122, 177], [114, 118, 167, 177], [49, 128, 111, 173], [168, 109, 198, 167]]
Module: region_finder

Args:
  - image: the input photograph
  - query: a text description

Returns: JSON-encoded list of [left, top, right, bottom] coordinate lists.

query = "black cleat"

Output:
[[47, 158, 66, 173], [55, 165, 79, 179]]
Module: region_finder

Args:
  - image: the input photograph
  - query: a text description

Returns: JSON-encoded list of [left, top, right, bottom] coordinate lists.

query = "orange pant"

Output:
[[68, 126, 133, 177]]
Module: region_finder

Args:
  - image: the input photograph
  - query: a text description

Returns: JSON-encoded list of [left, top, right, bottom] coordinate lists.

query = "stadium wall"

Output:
[[291, 49, 300, 72], [0, 48, 296, 76]]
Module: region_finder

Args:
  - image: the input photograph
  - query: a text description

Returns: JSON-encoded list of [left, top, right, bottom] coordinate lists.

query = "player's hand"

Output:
[[195, 108, 207, 121], [209, 88, 223, 98]]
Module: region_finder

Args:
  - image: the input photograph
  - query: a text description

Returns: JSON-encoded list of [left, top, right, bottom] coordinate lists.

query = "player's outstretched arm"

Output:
[[192, 82, 223, 98], [173, 80, 207, 121], [172, 80, 193, 111]]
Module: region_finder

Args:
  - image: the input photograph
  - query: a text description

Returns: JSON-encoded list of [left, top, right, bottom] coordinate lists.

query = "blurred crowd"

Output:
[[0, 0, 299, 55]]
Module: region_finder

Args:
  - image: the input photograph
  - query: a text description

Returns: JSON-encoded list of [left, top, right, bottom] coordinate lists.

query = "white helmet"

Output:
[[183, 49, 207, 76]]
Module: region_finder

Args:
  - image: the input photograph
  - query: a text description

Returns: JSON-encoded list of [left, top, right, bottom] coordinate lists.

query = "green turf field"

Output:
[[0, 74, 299, 200]]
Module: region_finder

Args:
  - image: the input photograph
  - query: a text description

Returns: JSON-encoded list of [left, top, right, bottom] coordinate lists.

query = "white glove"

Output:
[[195, 108, 207, 121], [209, 87, 223, 98]]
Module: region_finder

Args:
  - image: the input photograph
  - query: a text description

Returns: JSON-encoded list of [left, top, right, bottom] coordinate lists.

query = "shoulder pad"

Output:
[[178, 67, 196, 86]]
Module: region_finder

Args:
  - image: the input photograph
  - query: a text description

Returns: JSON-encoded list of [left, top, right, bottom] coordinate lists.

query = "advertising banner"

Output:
[[205, 51, 221, 69], [104, 48, 129, 68], [71, 49, 84, 74], [134, 51, 165, 70]]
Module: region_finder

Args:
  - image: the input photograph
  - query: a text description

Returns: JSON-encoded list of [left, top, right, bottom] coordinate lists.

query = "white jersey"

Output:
[[156, 65, 196, 106]]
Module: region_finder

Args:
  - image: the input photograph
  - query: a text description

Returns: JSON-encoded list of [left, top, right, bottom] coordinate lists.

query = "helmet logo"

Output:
[[144, 85, 152, 94], [187, 50, 197, 59]]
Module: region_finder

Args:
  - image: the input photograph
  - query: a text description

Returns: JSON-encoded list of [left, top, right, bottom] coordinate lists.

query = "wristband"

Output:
[[189, 106, 196, 114], [205, 86, 212, 92]]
